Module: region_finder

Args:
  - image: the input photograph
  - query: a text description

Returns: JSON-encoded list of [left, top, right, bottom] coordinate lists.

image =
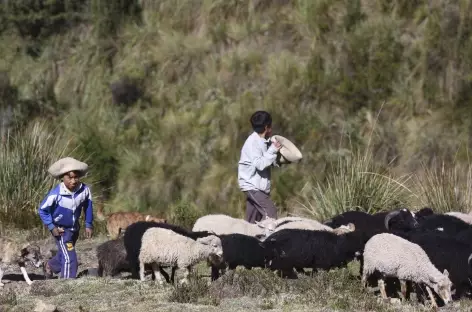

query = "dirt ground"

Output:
[[0, 235, 472, 312]]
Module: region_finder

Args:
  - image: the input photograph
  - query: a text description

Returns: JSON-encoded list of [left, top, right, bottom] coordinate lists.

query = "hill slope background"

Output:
[[1, 0, 472, 231]]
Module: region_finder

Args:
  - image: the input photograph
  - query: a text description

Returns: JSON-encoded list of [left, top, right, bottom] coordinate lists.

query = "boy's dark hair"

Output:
[[250, 111, 272, 134]]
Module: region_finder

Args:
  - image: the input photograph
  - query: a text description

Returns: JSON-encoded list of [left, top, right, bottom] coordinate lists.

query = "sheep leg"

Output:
[[180, 266, 191, 285], [0, 266, 4, 287], [139, 261, 146, 281], [170, 267, 176, 284], [361, 272, 368, 289], [296, 267, 306, 275], [425, 285, 438, 309], [378, 278, 388, 300], [226, 265, 237, 285], [211, 265, 220, 281], [399, 279, 407, 301], [151, 263, 164, 285], [158, 267, 171, 283]]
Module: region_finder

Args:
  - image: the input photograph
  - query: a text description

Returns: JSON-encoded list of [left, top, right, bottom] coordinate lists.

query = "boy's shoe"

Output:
[[43, 262, 53, 279]]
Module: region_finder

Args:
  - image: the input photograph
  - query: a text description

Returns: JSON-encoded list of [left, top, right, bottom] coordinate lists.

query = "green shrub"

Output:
[[413, 161, 472, 213], [0, 121, 69, 229], [168, 199, 204, 230], [295, 145, 413, 222]]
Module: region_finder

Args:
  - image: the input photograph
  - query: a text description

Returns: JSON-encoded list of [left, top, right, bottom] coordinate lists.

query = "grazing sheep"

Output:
[[362, 233, 453, 308], [210, 233, 266, 281], [96, 237, 168, 280], [273, 219, 355, 235], [445, 211, 472, 225], [124, 221, 214, 279], [416, 214, 472, 235], [96, 237, 129, 277], [138, 227, 223, 285], [392, 230, 472, 299], [261, 229, 369, 278], [192, 214, 277, 239], [413, 207, 435, 222], [273, 216, 334, 231], [323, 208, 418, 240]]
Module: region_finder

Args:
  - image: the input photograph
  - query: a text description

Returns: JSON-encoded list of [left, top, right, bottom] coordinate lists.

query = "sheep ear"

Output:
[[443, 269, 449, 277]]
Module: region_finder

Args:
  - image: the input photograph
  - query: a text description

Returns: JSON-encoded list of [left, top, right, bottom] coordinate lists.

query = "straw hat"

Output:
[[271, 135, 303, 164], [48, 157, 88, 179]]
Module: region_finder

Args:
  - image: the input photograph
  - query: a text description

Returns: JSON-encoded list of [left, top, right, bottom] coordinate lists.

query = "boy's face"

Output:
[[63, 171, 81, 191], [264, 125, 273, 138]]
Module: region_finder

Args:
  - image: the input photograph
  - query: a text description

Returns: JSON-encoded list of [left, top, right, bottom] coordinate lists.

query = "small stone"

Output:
[[34, 299, 57, 312]]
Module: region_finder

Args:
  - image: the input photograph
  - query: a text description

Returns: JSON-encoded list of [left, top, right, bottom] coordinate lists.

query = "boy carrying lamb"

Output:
[[238, 111, 282, 223], [38, 157, 94, 279]]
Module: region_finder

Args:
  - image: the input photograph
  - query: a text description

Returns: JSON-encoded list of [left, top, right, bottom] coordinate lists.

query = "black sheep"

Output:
[[123, 221, 213, 280], [97, 237, 130, 277], [211, 233, 266, 281], [392, 230, 472, 299], [323, 208, 418, 239], [455, 228, 472, 245], [261, 229, 369, 278], [416, 214, 472, 235], [96, 237, 162, 279], [413, 207, 435, 222]]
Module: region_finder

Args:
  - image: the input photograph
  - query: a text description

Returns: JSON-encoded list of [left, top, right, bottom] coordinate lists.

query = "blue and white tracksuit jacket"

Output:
[[38, 182, 93, 278]]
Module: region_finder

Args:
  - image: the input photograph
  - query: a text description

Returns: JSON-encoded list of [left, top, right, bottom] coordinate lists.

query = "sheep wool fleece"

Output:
[[363, 233, 447, 287], [139, 227, 217, 269]]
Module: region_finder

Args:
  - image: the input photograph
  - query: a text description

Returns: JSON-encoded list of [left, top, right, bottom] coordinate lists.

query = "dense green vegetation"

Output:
[[1, 0, 472, 230]]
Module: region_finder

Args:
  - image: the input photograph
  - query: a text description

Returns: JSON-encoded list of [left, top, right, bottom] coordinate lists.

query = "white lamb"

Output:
[[139, 227, 223, 285], [445, 211, 472, 224], [362, 233, 452, 308], [192, 214, 277, 239]]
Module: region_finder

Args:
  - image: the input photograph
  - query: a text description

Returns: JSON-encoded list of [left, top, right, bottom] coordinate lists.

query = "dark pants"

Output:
[[48, 229, 79, 279], [245, 190, 278, 223]]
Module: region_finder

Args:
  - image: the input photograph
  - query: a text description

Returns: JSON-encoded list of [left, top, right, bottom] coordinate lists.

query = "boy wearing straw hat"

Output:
[[38, 157, 94, 279], [238, 111, 282, 223]]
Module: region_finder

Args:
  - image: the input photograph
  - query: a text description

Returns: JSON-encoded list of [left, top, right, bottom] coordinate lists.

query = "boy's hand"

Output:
[[85, 228, 93, 239], [51, 227, 64, 237], [272, 140, 282, 150]]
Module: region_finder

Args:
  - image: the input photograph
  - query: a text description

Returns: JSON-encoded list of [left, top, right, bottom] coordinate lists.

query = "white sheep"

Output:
[[362, 233, 452, 308], [271, 216, 355, 235], [192, 214, 277, 239], [445, 211, 472, 225], [138, 227, 223, 285]]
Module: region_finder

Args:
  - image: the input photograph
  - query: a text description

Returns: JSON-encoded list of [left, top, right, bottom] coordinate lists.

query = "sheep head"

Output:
[[384, 208, 418, 231], [255, 217, 277, 236], [197, 235, 224, 260], [431, 269, 452, 305]]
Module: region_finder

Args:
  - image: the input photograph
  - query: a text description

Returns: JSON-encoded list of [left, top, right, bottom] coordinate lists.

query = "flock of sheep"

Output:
[[95, 207, 472, 309]]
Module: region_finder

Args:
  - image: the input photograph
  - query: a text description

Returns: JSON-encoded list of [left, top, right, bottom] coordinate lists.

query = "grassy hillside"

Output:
[[1, 0, 472, 231]]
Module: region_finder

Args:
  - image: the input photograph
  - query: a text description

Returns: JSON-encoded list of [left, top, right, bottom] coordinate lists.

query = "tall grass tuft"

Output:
[[0, 121, 69, 229], [295, 148, 414, 222], [413, 161, 472, 213]]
